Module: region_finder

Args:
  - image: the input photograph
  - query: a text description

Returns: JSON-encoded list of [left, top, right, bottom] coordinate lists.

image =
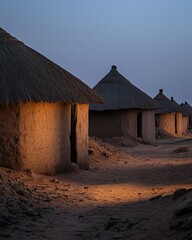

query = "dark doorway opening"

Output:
[[137, 112, 142, 138], [175, 114, 178, 134], [190, 116, 192, 127], [155, 118, 158, 128], [70, 105, 77, 163]]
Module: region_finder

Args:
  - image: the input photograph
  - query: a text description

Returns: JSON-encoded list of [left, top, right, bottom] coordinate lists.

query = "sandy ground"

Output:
[[0, 135, 192, 240]]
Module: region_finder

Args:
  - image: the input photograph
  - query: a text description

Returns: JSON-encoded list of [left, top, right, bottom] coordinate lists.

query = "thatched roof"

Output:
[[154, 89, 182, 114], [0, 28, 103, 104], [170, 96, 183, 113], [90, 65, 159, 111], [180, 101, 192, 117]]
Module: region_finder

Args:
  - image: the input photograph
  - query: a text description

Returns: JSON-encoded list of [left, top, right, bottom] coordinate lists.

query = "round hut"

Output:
[[89, 65, 159, 142], [180, 101, 192, 130], [0, 28, 103, 173], [154, 89, 183, 136], [171, 97, 187, 134]]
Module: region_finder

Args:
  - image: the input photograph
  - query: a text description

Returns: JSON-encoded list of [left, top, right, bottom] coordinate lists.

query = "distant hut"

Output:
[[154, 89, 183, 136], [171, 97, 187, 134], [0, 28, 103, 173], [89, 65, 159, 142], [180, 101, 192, 130]]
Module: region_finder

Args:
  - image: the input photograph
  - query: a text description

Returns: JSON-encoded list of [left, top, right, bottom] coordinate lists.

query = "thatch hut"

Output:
[[0, 28, 103, 173], [154, 90, 183, 136], [180, 101, 192, 130], [171, 97, 187, 134], [89, 65, 159, 142]]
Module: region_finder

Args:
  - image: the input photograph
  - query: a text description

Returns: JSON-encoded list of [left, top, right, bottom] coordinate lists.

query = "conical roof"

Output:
[[154, 89, 182, 114], [180, 101, 192, 117], [0, 28, 103, 104], [90, 65, 159, 111], [170, 96, 183, 113]]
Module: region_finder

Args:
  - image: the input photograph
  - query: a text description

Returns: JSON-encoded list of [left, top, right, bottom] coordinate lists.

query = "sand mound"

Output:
[[156, 127, 175, 139], [0, 168, 52, 238], [89, 136, 139, 153]]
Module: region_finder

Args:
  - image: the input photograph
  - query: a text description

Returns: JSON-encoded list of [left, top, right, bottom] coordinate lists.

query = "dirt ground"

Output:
[[0, 135, 192, 240]]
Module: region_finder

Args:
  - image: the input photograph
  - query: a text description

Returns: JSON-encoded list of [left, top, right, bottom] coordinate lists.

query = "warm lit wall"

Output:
[[176, 113, 183, 136], [19, 102, 71, 173], [0, 102, 90, 173], [155, 112, 183, 136], [75, 104, 89, 169], [182, 117, 189, 134]]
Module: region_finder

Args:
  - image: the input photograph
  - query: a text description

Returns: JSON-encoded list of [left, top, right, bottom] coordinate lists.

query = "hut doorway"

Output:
[[137, 112, 142, 138], [70, 105, 77, 163], [175, 114, 178, 134]]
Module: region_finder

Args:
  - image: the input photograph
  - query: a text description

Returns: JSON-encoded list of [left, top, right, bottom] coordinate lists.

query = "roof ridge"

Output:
[[0, 28, 23, 44], [90, 65, 159, 111], [154, 89, 182, 114]]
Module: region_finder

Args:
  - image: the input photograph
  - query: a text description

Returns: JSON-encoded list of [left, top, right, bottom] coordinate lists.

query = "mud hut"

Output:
[[89, 65, 159, 142], [0, 28, 103, 173], [171, 97, 187, 134], [180, 101, 192, 130], [154, 90, 183, 136]]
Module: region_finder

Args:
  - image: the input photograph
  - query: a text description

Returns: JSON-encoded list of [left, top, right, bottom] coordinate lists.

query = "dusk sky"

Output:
[[1, 0, 192, 104]]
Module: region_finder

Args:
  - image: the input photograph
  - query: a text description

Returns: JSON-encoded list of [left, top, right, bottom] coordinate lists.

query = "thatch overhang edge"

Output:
[[0, 28, 104, 105]]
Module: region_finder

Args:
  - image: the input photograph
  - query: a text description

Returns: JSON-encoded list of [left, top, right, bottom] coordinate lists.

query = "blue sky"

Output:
[[1, 0, 192, 103]]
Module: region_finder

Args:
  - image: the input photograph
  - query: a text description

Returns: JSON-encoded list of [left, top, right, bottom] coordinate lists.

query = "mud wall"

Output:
[[182, 117, 189, 134], [19, 102, 71, 173], [89, 110, 125, 138], [142, 110, 155, 143], [120, 110, 137, 139], [75, 104, 89, 169], [89, 109, 155, 141], [0, 105, 21, 169], [155, 112, 183, 136], [176, 113, 183, 136]]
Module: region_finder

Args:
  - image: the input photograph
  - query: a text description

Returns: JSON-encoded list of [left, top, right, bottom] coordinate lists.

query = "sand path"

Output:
[[1, 137, 192, 239]]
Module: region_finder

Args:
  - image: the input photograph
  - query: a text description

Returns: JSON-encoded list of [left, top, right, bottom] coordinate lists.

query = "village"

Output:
[[0, 28, 192, 240]]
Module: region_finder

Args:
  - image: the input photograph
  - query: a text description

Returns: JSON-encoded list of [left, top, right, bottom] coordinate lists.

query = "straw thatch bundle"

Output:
[[170, 97, 183, 112], [180, 101, 192, 117], [0, 28, 103, 104], [90, 65, 159, 111], [154, 89, 181, 114]]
